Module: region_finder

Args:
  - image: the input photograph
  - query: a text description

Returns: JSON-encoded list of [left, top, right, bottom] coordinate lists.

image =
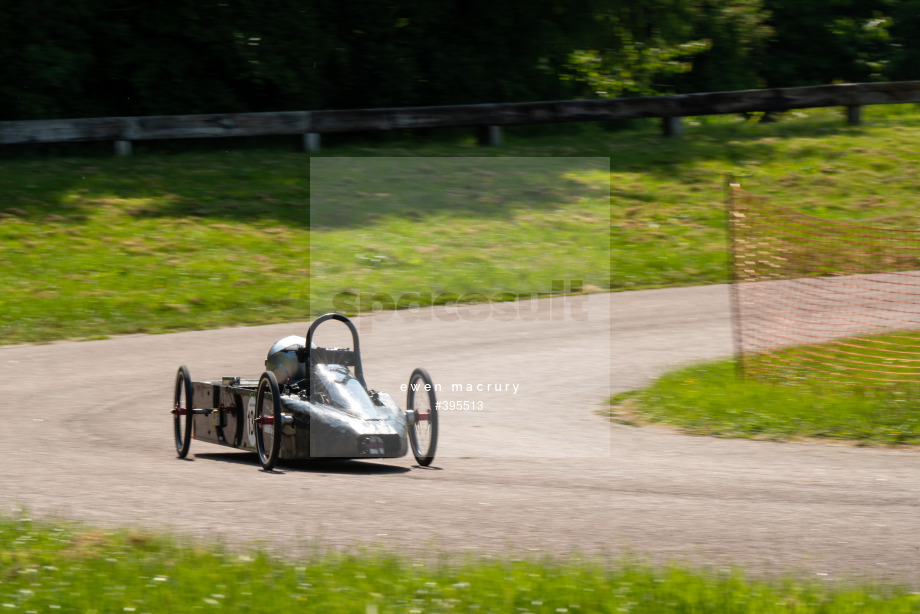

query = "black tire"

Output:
[[407, 368, 438, 466], [255, 371, 283, 470], [174, 365, 193, 458]]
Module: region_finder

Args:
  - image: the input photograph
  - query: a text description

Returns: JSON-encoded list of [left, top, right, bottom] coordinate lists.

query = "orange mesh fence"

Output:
[[727, 184, 920, 389]]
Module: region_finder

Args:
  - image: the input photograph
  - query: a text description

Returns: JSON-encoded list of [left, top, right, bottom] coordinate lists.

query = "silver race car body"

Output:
[[172, 314, 438, 470]]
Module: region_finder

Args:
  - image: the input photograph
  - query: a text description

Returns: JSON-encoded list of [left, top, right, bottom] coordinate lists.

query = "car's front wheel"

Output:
[[407, 368, 438, 466]]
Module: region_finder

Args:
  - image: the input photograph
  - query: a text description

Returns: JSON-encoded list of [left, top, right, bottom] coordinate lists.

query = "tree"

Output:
[[759, 0, 894, 86], [561, 0, 771, 98], [677, 0, 773, 92], [886, 0, 920, 81]]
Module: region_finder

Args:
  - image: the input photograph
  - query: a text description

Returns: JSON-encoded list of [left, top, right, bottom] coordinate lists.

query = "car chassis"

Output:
[[172, 313, 438, 470]]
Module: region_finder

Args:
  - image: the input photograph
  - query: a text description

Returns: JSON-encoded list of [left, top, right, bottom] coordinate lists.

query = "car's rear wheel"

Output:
[[173, 365, 193, 458], [255, 371, 283, 470], [407, 368, 438, 466]]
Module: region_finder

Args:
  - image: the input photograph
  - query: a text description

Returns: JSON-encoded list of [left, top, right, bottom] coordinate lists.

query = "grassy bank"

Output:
[[610, 354, 920, 445], [1, 514, 917, 613], [4, 105, 920, 344]]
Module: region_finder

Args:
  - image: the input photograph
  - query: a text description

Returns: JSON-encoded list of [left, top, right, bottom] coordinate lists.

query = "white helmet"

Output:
[[265, 335, 310, 384]]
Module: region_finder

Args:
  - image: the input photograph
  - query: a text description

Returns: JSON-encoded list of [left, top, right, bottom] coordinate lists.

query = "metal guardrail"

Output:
[[3, 81, 920, 154]]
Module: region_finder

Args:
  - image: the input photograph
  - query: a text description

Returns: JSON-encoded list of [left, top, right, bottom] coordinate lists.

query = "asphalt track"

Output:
[[2, 285, 919, 585]]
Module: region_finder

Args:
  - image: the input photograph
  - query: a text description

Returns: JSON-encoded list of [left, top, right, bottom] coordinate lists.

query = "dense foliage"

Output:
[[0, 0, 917, 120]]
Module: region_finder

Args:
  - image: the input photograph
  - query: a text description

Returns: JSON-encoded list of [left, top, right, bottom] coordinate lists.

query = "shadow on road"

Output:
[[192, 452, 413, 475]]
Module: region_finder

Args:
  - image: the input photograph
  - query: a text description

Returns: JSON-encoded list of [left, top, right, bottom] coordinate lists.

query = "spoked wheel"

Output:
[[407, 368, 438, 466], [173, 365, 193, 458], [255, 371, 283, 471]]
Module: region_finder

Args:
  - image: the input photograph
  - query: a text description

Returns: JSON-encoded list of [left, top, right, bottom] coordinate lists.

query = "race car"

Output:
[[171, 313, 438, 470]]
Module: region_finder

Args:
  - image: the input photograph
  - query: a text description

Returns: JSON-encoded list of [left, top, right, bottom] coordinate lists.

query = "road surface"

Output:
[[2, 285, 918, 584]]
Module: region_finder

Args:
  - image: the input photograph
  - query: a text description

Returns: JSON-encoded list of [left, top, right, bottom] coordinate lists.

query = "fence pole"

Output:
[[662, 117, 683, 137], [724, 173, 745, 379], [477, 125, 503, 146], [303, 133, 321, 152], [846, 105, 863, 126]]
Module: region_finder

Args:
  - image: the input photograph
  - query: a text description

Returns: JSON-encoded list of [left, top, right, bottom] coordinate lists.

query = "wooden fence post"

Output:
[[662, 117, 683, 137], [477, 125, 503, 146], [846, 105, 863, 126], [303, 133, 321, 152], [114, 140, 132, 156]]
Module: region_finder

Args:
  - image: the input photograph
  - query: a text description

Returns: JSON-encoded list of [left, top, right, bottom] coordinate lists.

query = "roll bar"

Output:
[[301, 313, 366, 396]]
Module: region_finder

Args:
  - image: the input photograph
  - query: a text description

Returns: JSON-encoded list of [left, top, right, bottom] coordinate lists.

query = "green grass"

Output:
[[308, 157, 610, 314], [610, 353, 920, 445], [0, 154, 314, 343], [2, 514, 920, 613], [5, 104, 920, 344]]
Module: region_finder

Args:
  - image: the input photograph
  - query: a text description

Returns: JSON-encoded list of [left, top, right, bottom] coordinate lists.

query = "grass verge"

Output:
[[609, 356, 920, 445], [4, 104, 920, 344], [2, 514, 919, 613]]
